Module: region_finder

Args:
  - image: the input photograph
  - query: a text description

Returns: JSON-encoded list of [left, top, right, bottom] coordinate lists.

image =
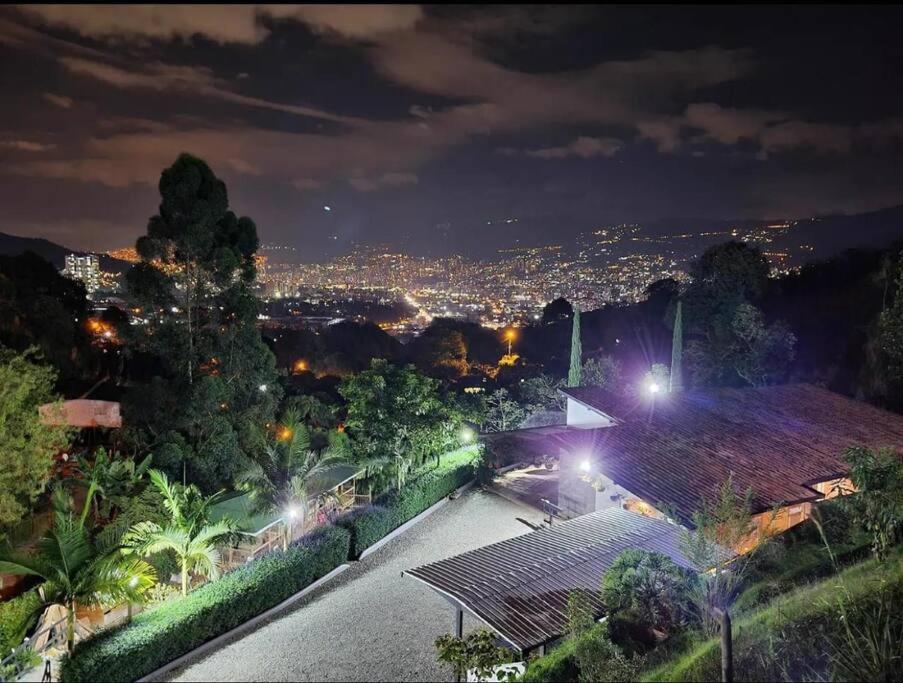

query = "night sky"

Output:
[[2, 4, 903, 259]]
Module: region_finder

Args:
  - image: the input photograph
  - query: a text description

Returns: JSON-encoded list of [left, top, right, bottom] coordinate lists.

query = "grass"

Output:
[[642, 546, 903, 682]]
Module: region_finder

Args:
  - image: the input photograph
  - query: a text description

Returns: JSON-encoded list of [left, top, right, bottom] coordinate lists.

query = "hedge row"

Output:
[[0, 589, 43, 654], [337, 448, 477, 558], [60, 525, 350, 683]]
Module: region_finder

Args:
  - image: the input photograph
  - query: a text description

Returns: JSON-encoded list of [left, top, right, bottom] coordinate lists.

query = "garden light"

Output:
[[259, 384, 268, 392], [460, 426, 475, 443]]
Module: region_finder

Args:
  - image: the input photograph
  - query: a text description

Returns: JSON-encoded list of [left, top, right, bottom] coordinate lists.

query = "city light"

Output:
[[504, 328, 517, 355]]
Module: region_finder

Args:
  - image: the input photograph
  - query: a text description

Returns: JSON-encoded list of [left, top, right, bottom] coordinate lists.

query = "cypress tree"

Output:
[[569, 307, 582, 387], [670, 299, 683, 392]]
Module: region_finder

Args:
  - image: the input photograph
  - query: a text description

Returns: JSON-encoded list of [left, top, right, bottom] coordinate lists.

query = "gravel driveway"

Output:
[[168, 488, 544, 682]]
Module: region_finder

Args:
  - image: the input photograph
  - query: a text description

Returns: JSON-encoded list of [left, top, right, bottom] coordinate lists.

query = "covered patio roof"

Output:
[[404, 507, 698, 654]]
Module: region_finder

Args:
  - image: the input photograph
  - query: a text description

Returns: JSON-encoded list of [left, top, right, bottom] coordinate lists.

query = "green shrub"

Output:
[[601, 550, 696, 634], [337, 448, 477, 559], [335, 505, 395, 559], [522, 636, 580, 682], [60, 525, 350, 683], [0, 589, 43, 654], [381, 450, 476, 525]]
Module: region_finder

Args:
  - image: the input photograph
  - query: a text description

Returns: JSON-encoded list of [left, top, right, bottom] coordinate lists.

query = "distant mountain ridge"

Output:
[[0, 231, 131, 274]]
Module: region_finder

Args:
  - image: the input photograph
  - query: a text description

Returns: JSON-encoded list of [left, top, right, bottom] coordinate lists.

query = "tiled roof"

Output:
[[405, 507, 696, 653], [494, 384, 903, 523]]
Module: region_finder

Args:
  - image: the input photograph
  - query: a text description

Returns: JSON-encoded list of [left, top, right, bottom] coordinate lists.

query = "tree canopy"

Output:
[[122, 154, 279, 491], [0, 347, 70, 534]]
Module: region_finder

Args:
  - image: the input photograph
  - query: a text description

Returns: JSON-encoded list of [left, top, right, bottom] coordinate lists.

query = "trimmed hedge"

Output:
[[335, 505, 396, 559], [0, 589, 43, 654], [60, 525, 350, 683], [337, 447, 478, 558]]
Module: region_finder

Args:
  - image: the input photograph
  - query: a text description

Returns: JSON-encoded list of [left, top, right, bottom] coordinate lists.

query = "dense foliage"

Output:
[[0, 489, 155, 654], [122, 154, 279, 491], [0, 252, 95, 384], [337, 447, 477, 558], [0, 347, 70, 534], [0, 589, 43, 655], [339, 359, 462, 483], [601, 550, 696, 635], [60, 525, 350, 682]]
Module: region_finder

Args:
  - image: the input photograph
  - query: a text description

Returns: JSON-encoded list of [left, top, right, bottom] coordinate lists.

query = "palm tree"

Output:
[[123, 470, 239, 596], [0, 489, 155, 655], [75, 448, 152, 526], [236, 409, 353, 550]]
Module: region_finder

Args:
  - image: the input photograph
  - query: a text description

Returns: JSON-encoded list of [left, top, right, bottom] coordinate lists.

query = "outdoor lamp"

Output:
[[647, 381, 661, 395], [579, 459, 592, 472], [460, 426, 475, 443]]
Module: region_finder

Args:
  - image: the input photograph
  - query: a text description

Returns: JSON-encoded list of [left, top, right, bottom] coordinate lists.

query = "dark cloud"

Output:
[[1, 4, 903, 254]]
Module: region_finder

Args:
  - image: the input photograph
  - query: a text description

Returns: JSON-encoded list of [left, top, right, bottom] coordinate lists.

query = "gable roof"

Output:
[[404, 507, 697, 653], [498, 384, 903, 523]]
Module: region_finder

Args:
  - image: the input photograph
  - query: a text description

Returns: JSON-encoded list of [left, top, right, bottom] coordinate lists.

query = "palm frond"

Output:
[[122, 522, 183, 557], [148, 469, 182, 523]]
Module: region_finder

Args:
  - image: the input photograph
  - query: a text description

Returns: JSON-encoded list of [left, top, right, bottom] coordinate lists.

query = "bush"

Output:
[[574, 623, 645, 683], [335, 505, 395, 559], [521, 636, 580, 683], [601, 550, 696, 635], [338, 447, 477, 559], [60, 525, 350, 683], [0, 589, 43, 654]]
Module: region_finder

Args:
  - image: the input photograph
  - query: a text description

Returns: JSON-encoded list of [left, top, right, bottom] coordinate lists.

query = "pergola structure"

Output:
[[213, 464, 372, 569], [404, 507, 699, 656]]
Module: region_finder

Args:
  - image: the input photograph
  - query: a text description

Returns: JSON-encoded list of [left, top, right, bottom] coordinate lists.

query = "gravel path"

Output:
[[168, 488, 545, 682]]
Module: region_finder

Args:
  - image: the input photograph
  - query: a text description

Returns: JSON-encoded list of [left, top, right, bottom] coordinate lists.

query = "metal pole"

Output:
[[720, 609, 733, 683], [454, 607, 464, 683]]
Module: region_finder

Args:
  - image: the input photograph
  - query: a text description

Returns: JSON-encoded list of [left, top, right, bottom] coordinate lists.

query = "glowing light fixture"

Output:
[[647, 381, 661, 395], [259, 384, 268, 392], [579, 459, 592, 472], [460, 426, 475, 443]]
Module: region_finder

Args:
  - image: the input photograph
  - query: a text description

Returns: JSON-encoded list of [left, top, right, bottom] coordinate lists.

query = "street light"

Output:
[[647, 381, 661, 395], [504, 328, 516, 355]]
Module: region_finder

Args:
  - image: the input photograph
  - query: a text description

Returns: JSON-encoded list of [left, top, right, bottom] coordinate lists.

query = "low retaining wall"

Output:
[[359, 479, 476, 560]]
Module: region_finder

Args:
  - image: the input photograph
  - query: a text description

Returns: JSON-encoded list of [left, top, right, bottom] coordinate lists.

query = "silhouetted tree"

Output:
[[541, 297, 574, 325]]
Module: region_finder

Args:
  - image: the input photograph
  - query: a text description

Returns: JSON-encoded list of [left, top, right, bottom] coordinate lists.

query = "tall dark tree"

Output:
[[0, 251, 95, 384], [684, 241, 794, 387], [568, 307, 582, 387], [123, 154, 279, 491]]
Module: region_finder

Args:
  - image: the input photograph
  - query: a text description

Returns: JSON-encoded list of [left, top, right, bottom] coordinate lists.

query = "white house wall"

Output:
[[565, 398, 615, 428]]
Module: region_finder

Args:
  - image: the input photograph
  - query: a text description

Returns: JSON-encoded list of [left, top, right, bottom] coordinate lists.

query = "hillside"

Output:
[[776, 204, 903, 259], [0, 231, 131, 274]]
